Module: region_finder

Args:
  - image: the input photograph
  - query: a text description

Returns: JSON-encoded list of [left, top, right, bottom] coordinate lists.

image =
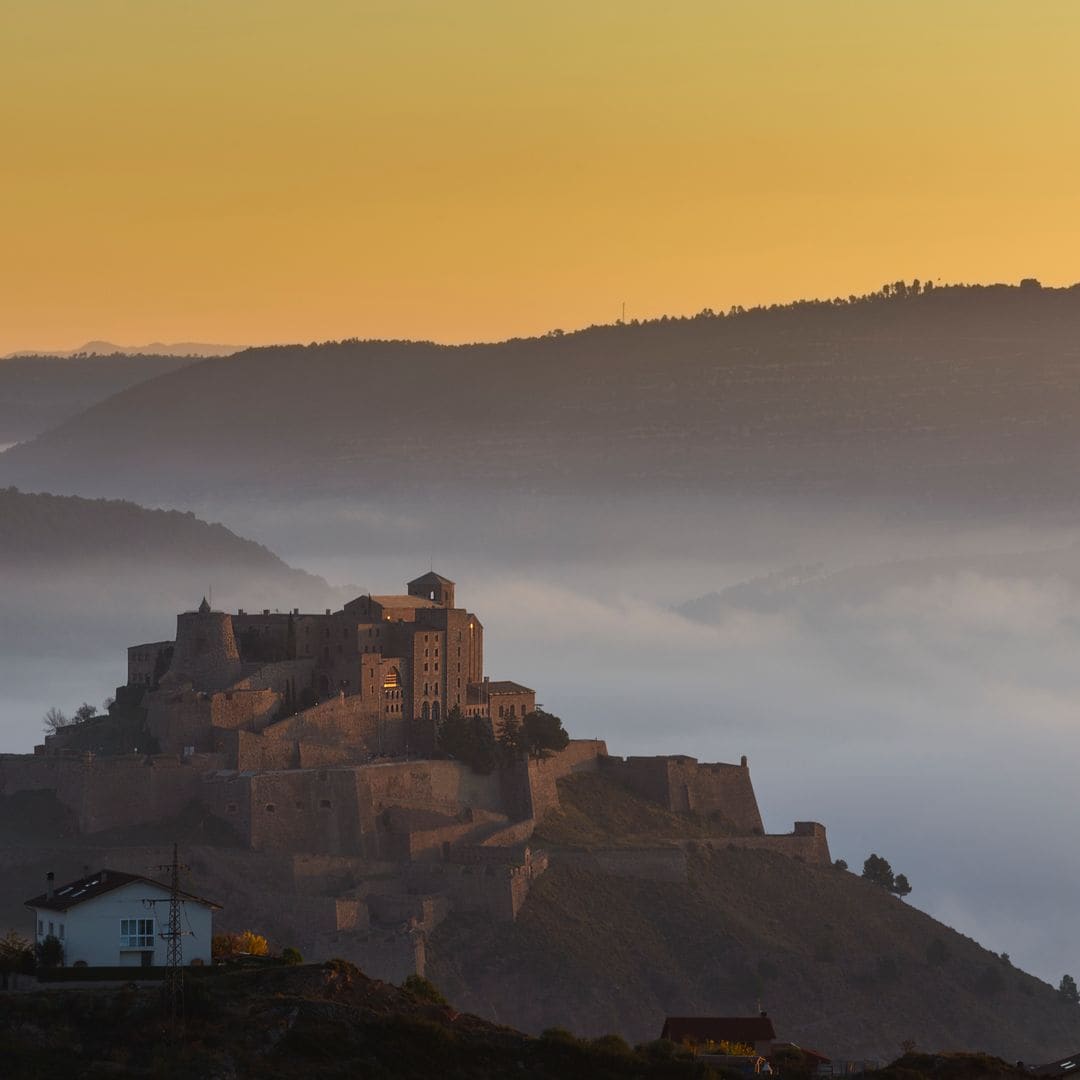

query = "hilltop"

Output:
[[426, 772, 1080, 1061], [0, 352, 207, 446], [6, 282, 1080, 511]]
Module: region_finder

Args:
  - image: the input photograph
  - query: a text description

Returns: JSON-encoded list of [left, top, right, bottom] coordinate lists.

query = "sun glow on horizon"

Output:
[[2, 1, 1079, 353]]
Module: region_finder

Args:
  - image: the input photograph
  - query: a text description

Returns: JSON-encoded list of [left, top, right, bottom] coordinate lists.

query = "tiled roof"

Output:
[[408, 571, 455, 587], [371, 595, 440, 608], [483, 681, 534, 695], [25, 869, 222, 913], [661, 1016, 777, 1045]]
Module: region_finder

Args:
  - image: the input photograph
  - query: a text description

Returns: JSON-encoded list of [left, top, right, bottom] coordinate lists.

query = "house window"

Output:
[[120, 918, 155, 948], [320, 799, 332, 809], [48, 921, 54, 935], [37, 919, 43, 936]]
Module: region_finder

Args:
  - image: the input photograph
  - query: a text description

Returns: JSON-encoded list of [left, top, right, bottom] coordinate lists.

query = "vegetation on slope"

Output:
[[533, 773, 723, 848], [0, 960, 726, 1079], [428, 777, 1080, 1061], [0, 352, 202, 444], [8, 282, 1080, 508]]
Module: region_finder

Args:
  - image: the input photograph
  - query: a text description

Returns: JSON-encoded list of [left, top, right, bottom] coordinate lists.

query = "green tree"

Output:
[[402, 973, 447, 1005], [36, 933, 63, 969], [497, 715, 526, 762], [522, 708, 570, 759], [1060, 974, 1079, 1004], [73, 702, 96, 723], [0, 930, 35, 987], [281, 946, 303, 965], [892, 873, 912, 898], [437, 706, 496, 775], [862, 853, 895, 889]]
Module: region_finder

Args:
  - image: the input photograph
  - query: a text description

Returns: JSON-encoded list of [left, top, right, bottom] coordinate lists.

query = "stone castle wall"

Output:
[[600, 754, 765, 834], [0, 753, 201, 834]]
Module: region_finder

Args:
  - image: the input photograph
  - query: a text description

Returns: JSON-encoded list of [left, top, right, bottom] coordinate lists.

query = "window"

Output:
[[320, 799, 332, 809], [37, 919, 43, 936], [120, 918, 155, 948], [265, 803, 276, 813], [48, 921, 54, 935], [58, 925, 64, 940]]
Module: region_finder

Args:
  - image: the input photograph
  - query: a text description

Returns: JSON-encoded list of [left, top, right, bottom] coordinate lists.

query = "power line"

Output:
[[154, 843, 190, 1029]]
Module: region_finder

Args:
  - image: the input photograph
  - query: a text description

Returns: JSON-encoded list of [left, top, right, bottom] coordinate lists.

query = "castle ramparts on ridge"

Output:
[[1, 571, 829, 982]]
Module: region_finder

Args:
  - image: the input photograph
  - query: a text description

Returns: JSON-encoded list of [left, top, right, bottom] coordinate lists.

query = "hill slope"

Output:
[[426, 774, 1080, 1062], [0, 352, 206, 445], [5, 283, 1080, 510], [0, 489, 345, 749]]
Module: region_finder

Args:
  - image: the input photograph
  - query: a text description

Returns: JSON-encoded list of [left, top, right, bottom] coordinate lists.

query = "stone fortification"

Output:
[[9, 569, 834, 985], [600, 753, 765, 834]]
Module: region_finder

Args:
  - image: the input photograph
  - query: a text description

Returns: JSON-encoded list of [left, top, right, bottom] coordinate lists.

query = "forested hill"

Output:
[[0, 487, 314, 576], [0, 488, 344, 665], [0, 352, 206, 445], [6, 281, 1080, 508]]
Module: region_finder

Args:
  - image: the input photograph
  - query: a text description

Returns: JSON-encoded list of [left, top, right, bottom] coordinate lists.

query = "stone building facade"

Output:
[[128, 572, 535, 765]]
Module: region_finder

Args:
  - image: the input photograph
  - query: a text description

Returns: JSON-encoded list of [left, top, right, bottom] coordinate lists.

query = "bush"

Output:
[[1060, 974, 1079, 1004], [281, 946, 303, 965], [401, 973, 447, 1005]]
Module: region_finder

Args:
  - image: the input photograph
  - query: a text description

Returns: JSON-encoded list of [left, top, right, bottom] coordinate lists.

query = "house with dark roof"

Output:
[[661, 1014, 778, 1056], [25, 869, 221, 968]]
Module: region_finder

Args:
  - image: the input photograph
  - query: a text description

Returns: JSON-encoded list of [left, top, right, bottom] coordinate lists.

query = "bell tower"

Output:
[[407, 571, 456, 608]]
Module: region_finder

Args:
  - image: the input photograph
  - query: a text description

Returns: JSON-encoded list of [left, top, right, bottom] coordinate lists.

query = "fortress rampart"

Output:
[[599, 753, 765, 834]]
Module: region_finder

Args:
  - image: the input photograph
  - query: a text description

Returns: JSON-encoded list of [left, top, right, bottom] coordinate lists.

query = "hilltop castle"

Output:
[[1, 570, 829, 982], [127, 572, 536, 768]]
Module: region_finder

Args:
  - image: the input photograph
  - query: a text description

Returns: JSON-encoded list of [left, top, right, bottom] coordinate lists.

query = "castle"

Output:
[[0, 571, 830, 982], [127, 571, 536, 767]]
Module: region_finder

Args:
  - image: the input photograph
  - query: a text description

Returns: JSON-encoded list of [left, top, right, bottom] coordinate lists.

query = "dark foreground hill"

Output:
[[0, 352, 205, 445], [426, 774, 1080, 1062], [0, 961, 724, 1080], [6, 282, 1080, 512]]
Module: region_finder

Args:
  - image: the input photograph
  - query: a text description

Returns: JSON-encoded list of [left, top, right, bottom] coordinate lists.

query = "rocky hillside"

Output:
[[5, 283, 1080, 511], [0, 352, 204, 445], [426, 773, 1080, 1062]]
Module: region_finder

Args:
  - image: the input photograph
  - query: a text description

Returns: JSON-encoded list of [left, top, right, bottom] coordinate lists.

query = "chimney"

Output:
[[46, 872, 54, 899]]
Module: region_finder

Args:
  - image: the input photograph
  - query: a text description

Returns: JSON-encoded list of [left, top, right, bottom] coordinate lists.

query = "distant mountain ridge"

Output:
[[5, 340, 240, 358], [0, 352, 206, 444], [7, 282, 1080, 511]]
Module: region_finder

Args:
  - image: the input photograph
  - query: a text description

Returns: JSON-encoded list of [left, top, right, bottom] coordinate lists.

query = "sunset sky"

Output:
[[2, 1, 1078, 353]]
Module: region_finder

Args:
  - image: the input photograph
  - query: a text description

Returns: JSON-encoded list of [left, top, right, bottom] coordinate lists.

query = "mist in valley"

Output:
[[5, 488, 1060, 992]]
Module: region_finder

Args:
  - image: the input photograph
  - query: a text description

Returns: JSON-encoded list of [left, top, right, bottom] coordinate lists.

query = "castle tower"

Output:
[[407, 571, 455, 608], [159, 598, 242, 691]]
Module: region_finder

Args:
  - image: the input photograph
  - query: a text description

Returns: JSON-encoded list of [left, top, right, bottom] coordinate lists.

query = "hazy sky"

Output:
[[2, 1, 1079, 352]]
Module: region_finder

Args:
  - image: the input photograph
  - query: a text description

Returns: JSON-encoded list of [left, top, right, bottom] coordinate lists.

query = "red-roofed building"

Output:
[[661, 1014, 778, 1056]]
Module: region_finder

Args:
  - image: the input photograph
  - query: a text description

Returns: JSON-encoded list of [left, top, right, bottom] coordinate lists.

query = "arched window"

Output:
[[421, 701, 430, 721], [431, 700, 441, 723]]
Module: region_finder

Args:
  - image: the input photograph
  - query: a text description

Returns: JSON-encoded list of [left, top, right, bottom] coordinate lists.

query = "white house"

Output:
[[24, 869, 221, 968]]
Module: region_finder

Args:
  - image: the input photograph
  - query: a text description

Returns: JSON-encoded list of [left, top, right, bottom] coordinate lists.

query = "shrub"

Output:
[[401, 973, 447, 1005], [1059, 974, 1079, 1004], [281, 946, 303, 965]]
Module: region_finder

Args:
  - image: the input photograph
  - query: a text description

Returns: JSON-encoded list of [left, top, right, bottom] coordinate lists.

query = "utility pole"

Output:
[[156, 843, 189, 1030]]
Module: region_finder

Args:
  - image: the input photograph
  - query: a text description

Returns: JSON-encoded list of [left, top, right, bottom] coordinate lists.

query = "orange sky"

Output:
[[2, 1, 1079, 353]]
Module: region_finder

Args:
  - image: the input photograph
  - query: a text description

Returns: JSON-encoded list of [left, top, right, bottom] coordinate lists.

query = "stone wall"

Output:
[[522, 739, 608, 820], [600, 753, 764, 834], [0, 752, 201, 834]]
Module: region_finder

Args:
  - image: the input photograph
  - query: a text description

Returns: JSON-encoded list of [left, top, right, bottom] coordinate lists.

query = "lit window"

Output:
[[120, 918, 155, 948]]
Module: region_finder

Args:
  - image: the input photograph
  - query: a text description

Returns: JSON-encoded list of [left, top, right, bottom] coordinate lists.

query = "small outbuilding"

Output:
[[24, 869, 221, 968], [661, 1014, 778, 1056]]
